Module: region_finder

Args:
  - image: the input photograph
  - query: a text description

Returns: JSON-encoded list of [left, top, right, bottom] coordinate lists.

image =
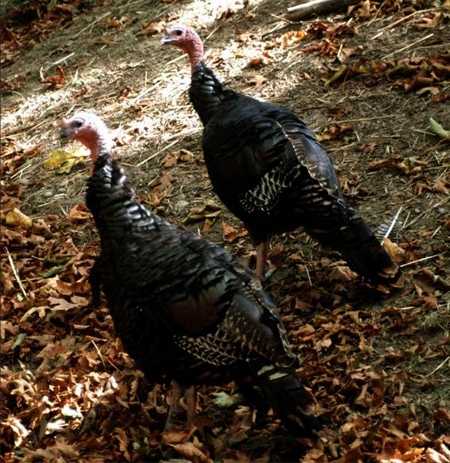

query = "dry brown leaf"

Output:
[[337, 47, 356, 64], [329, 265, 357, 282], [140, 20, 165, 36], [383, 238, 406, 264], [162, 430, 191, 444], [317, 123, 353, 142], [434, 178, 449, 195], [280, 30, 307, 48], [170, 442, 212, 463], [247, 55, 269, 68], [41, 66, 65, 89], [69, 204, 91, 222], [162, 152, 178, 168], [222, 222, 247, 242]]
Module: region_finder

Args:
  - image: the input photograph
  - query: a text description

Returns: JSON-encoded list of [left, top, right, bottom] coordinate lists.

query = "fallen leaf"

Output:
[[429, 117, 450, 140], [212, 391, 241, 408], [41, 66, 65, 90], [140, 20, 165, 36], [162, 152, 178, 168], [5, 208, 32, 229], [317, 123, 353, 142], [68, 204, 91, 222], [222, 222, 247, 242], [162, 430, 191, 445], [280, 29, 307, 48], [434, 178, 449, 195], [170, 442, 212, 463], [383, 238, 406, 264], [247, 55, 269, 68], [44, 148, 87, 174]]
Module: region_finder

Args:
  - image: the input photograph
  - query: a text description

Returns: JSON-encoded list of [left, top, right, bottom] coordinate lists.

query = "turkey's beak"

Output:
[[161, 34, 172, 45], [59, 118, 71, 142], [60, 128, 68, 139]]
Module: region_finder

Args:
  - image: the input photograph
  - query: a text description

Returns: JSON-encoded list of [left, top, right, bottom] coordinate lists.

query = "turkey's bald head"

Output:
[[61, 112, 111, 160], [161, 25, 204, 70]]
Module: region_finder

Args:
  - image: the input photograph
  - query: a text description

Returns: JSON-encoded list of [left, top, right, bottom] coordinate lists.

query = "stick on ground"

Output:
[[286, 0, 358, 21]]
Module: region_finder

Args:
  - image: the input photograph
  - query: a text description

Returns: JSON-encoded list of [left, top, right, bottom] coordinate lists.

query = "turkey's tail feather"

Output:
[[254, 365, 321, 435], [334, 214, 399, 284], [307, 206, 400, 284]]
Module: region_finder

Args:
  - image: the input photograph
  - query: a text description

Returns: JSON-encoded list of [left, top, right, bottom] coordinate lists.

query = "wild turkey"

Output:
[[161, 26, 399, 283], [60, 111, 320, 433]]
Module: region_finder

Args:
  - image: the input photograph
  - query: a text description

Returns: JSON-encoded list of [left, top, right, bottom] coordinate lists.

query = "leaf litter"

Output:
[[0, 0, 449, 461]]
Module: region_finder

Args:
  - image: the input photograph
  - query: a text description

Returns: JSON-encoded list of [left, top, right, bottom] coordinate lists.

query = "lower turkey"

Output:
[[60, 111, 321, 434]]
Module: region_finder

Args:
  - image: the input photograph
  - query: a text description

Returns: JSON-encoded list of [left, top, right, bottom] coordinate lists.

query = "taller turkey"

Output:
[[161, 25, 399, 283]]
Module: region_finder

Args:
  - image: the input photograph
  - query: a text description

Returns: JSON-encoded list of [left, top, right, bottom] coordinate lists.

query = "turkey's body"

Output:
[[190, 63, 396, 282], [85, 147, 316, 431]]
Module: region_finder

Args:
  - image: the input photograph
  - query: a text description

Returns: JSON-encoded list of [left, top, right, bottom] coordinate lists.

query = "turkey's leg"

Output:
[[255, 241, 268, 281], [182, 386, 197, 429], [164, 381, 185, 432]]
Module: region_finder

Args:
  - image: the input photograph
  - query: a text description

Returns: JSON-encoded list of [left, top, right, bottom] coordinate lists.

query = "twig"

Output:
[[327, 142, 357, 152], [370, 8, 437, 39], [382, 206, 402, 243], [332, 114, 397, 124], [135, 139, 180, 167], [45, 52, 75, 71], [424, 356, 450, 378], [72, 12, 111, 39], [382, 33, 434, 60], [403, 197, 449, 229], [204, 24, 221, 43], [400, 253, 443, 268], [304, 265, 313, 287], [5, 248, 27, 299], [286, 0, 358, 20], [431, 225, 441, 239], [91, 340, 106, 368]]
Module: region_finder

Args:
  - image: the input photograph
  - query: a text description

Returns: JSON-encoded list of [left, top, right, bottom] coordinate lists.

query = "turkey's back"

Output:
[[202, 96, 342, 238]]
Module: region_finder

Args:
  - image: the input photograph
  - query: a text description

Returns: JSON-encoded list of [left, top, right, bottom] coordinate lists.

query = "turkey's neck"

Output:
[[186, 35, 204, 72], [190, 62, 227, 125], [91, 132, 113, 162]]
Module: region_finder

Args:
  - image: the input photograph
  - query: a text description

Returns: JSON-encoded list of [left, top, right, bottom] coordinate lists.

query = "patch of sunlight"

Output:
[[3, 89, 71, 130], [3, 65, 118, 132], [176, 0, 267, 27]]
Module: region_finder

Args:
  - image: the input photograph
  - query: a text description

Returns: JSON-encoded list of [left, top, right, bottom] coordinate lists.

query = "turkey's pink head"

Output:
[[161, 25, 204, 70], [60, 111, 111, 161]]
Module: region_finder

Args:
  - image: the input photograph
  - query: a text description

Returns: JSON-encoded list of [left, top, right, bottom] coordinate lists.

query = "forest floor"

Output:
[[1, 0, 450, 461]]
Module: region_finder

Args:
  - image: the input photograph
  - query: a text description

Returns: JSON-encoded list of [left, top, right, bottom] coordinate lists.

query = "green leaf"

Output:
[[212, 391, 241, 408], [12, 333, 26, 349], [429, 117, 450, 140]]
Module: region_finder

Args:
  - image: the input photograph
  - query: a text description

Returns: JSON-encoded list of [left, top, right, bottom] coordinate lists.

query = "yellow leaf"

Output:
[[5, 208, 33, 228], [44, 148, 87, 174]]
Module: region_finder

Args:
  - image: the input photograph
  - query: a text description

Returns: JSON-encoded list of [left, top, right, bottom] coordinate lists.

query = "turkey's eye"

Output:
[[175, 29, 183, 36], [73, 120, 83, 128]]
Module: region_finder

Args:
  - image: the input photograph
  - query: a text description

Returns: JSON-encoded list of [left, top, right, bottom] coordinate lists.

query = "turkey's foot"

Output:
[[180, 385, 197, 429], [163, 381, 185, 433], [163, 383, 197, 434]]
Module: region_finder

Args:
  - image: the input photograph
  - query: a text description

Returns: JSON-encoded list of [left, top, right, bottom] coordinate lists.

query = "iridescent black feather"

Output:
[[85, 141, 318, 433], [190, 62, 398, 283]]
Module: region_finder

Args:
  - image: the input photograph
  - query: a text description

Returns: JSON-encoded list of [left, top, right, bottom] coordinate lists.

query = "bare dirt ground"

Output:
[[1, 0, 449, 461]]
